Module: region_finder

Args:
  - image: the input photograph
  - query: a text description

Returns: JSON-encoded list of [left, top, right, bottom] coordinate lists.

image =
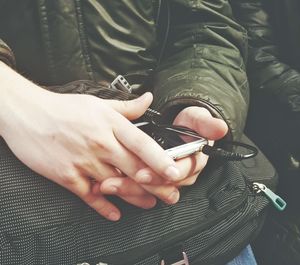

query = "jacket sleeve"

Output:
[[0, 39, 15, 68], [230, 0, 300, 115], [152, 0, 249, 141]]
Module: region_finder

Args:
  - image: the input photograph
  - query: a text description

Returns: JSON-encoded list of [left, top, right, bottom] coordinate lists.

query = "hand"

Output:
[[0, 63, 182, 221], [122, 106, 228, 186], [171, 106, 228, 186], [100, 106, 228, 201]]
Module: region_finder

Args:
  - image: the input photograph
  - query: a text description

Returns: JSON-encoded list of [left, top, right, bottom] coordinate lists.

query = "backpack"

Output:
[[0, 80, 283, 265]]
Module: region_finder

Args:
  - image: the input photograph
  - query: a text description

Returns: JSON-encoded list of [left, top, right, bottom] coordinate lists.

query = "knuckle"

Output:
[[60, 168, 80, 186], [104, 146, 122, 164], [166, 188, 180, 204], [94, 202, 113, 218], [182, 175, 198, 186], [196, 158, 208, 172], [191, 154, 207, 173], [84, 193, 98, 205], [111, 168, 123, 178], [87, 137, 111, 153]]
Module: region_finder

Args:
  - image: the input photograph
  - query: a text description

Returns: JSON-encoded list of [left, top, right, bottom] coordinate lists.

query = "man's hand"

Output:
[[0, 62, 183, 221], [100, 106, 228, 200], [171, 106, 228, 186], [131, 106, 228, 185]]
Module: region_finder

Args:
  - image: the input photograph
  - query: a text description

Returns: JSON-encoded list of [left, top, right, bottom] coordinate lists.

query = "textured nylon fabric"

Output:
[[0, 138, 247, 264], [0, 81, 276, 265]]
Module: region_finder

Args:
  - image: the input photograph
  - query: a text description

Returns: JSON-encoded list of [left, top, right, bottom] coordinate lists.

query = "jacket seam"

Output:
[[238, 78, 248, 90], [74, 0, 95, 81], [37, 0, 57, 82]]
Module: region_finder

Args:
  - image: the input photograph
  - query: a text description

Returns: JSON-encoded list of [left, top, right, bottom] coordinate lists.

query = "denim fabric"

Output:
[[226, 245, 257, 265]]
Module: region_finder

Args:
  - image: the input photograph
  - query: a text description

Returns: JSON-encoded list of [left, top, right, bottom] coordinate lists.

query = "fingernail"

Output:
[[135, 172, 152, 183], [108, 212, 120, 221], [168, 191, 180, 204], [143, 198, 157, 209], [165, 166, 181, 181]]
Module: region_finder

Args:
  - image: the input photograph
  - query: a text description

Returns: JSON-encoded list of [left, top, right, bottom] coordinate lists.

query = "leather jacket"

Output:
[[231, 0, 300, 178], [231, 3, 300, 264], [0, 0, 249, 141]]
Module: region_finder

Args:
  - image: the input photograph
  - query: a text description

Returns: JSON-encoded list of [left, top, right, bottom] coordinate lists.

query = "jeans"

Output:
[[226, 245, 257, 265]]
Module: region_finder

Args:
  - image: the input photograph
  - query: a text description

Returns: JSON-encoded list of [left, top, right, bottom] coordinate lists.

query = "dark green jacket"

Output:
[[231, 2, 300, 264], [0, 0, 249, 141], [233, 0, 300, 171], [232, 0, 300, 185], [232, 0, 300, 114]]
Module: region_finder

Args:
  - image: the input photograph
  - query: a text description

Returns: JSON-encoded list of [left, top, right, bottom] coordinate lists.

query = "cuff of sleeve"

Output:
[[155, 97, 233, 142], [152, 72, 248, 142]]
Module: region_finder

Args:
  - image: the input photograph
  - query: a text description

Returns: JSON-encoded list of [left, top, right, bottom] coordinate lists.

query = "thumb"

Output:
[[107, 92, 153, 120], [174, 107, 228, 140]]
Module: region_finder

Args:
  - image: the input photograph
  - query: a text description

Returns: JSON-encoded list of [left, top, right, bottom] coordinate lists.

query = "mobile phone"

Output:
[[164, 138, 208, 160], [134, 121, 208, 160]]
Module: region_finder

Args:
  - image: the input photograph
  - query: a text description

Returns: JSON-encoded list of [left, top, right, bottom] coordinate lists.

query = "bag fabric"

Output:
[[252, 210, 300, 265], [0, 81, 278, 265]]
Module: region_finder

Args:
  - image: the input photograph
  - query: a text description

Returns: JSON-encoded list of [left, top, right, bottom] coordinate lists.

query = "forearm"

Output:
[[0, 61, 51, 137]]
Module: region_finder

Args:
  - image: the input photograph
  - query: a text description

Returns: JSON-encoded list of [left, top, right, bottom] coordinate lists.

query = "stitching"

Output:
[[37, 0, 57, 82], [74, 0, 95, 81]]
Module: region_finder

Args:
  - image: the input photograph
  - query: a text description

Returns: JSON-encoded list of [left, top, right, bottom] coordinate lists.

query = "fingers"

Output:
[[101, 175, 181, 205], [142, 183, 180, 204], [73, 155, 158, 210], [121, 195, 157, 209], [173, 107, 228, 140], [174, 152, 208, 181], [113, 120, 181, 182], [74, 159, 122, 183], [134, 151, 209, 187], [100, 177, 157, 209], [107, 92, 153, 120], [107, 93, 182, 182], [103, 140, 153, 183], [175, 173, 200, 187], [172, 151, 210, 187], [100, 176, 180, 205], [61, 173, 121, 221]]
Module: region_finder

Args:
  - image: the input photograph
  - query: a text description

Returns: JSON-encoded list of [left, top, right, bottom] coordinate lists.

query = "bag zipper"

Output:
[[251, 182, 287, 211], [190, 181, 286, 264], [155, 181, 287, 265], [84, 177, 285, 265]]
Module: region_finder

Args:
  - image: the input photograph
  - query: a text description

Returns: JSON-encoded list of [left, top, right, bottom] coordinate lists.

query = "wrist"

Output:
[[0, 62, 51, 136]]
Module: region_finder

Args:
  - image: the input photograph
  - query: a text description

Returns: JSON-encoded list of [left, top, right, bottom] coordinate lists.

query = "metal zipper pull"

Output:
[[109, 75, 132, 93], [252, 182, 287, 211]]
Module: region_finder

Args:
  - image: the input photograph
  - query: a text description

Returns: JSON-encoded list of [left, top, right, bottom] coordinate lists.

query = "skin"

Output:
[[99, 106, 228, 205], [0, 62, 228, 221]]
